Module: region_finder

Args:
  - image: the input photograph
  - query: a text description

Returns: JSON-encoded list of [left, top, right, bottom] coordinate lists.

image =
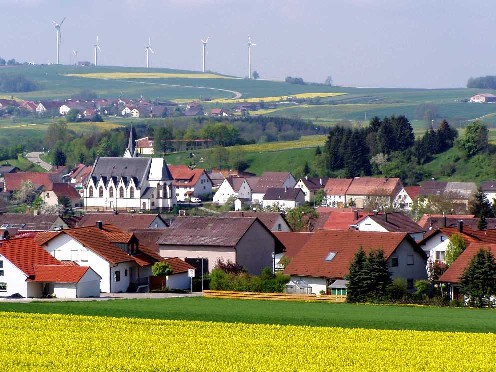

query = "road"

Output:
[[25, 151, 53, 171]]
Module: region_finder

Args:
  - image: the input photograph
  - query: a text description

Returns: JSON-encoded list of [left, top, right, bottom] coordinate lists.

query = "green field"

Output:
[[0, 297, 494, 333]]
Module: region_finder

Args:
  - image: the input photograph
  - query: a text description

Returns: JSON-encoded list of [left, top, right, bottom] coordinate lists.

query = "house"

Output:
[[418, 181, 477, 212], [77, 213, 167, 230], [284, 230, 428, 295], [262, 187, 305, 210], [135, 137, 154, 155], [37, 223, 164, 293], [156, 216, 284, 274], [273, 231, 313, 271], [36, 101, 61, 115], [184, 102, 204, 116], [43, 183, 82, 208], [417, 224, 496, 263], [210, 108, 229, 117], [345, 177, 404, 209], [251, 172, 296, 205], [0, 99, 18, 109], [84, 157, 175, 211], [318, 208, 367, 230], [213, 176, 254, 204], [0, 237, 101, 298], [439, 242, 496, 301], [19, 100, 38, 112], [323, 178, 353, 207], [168, 165, 213, 201], [3, 172, 57, 192], [0, 214, 68, 232], [355, 212, 425, 241], [222, 211, 292, 232], [469, 93, 496, 103], [417, 214, 479, 230], [63, 163, 92, 196], [161, 257, 196, 290], [295, 177, 328, 203], [480, 181, 496, 205]]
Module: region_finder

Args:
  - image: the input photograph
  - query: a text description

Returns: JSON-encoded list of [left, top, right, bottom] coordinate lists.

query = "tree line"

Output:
[[0, 74, 38, 93], [467, 76, 496, 89]]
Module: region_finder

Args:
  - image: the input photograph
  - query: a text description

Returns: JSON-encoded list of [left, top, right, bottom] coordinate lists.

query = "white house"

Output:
[[37, 223, 164, 293], [0, 237, 100, 298], [251, 172, 296, 205], [469, 93, 496, 103], [355, 212, 425, 242], [262, 187, 305, 210], [323, 178, 353, 208], [480, 181, 496, 205], [213, 176, 253, 204], [168, 165, 213, 201], [295, 177, 328, 203]]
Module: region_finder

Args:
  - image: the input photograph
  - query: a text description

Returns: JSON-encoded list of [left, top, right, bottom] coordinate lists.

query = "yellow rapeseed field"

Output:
[[1, 311, 495, 371], [65, 72, 233, 79], [210, 92, 345, 104]]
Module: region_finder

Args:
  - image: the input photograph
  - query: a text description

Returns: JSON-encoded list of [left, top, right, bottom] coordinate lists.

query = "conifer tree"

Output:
[[460, 248, 496, 307]]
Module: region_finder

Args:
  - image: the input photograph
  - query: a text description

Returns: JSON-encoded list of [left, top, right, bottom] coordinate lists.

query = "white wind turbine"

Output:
[[52, 17, 66, 64], [145, 37, 154, 68], [94, 36, 101, 66], [248, 36, 256, 79], [201, 37, 209, 73], [72, 49, 78, 65]]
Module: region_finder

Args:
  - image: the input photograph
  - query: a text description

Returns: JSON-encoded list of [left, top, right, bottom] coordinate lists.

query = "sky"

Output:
[[1, 0, 495, 88]]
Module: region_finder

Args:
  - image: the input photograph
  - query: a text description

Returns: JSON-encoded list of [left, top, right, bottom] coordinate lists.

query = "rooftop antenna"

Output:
[[248, 36, 256, 79], [145, 37, 154, 68], [201, 36, 209, 73], [94, 36, 101, 66], [52, 17, 66, 64]]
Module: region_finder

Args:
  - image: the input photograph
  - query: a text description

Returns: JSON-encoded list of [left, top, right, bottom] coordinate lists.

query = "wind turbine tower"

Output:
[[94, 36, 101, 66], [145, 38, 154, 68], [52, 17, 66, 64], [248, 36, 256, 79], [201, 37, 209, 73], [72, 50, 78, 65]]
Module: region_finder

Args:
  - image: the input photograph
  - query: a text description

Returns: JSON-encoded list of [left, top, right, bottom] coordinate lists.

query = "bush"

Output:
[[209, 267, 289, 293], [387, 278, 407, 301]]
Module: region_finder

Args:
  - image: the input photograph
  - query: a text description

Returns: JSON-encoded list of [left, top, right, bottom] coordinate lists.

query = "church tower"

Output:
[[123, 125, 137, 158]]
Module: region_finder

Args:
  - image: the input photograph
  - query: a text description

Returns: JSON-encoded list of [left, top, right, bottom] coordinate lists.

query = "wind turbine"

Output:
[[94, 36, 101, 66], [52, 17, 66, 64], [145, 37, 154, 68], [248, 36, 256, 79], [72, 50, 78, 65], [201, 37, 209, 73]]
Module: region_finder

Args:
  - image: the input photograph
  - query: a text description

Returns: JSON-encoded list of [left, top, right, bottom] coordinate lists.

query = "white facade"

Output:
[[262, 198, 303, 210], [324, 193, 347, 208], [394, 188, 413, 210], [0, 255, 30, 297], [174, 172, 213, 202], [213, 179, 237, 204], [419, 232, 451, 262], [356, 217, 424, 242], [59, 104, 71, 116]]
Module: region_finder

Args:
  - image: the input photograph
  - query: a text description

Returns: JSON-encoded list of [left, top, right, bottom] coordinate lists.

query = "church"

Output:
[[83, 128, 176, 211]]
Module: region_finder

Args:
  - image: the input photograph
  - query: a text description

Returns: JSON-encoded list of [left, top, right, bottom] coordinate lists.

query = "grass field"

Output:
[[0, 297, 495, 333]]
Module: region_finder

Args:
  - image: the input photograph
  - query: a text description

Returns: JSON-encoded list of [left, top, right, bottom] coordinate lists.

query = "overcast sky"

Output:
[[1, 0, 494, 88]]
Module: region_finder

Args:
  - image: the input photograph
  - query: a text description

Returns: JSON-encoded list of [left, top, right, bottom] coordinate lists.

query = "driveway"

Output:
[[25, 152, 53, 171]]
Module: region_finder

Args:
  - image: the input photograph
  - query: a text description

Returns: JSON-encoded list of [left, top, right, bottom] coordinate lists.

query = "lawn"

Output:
[[0, 297, 495, 333]]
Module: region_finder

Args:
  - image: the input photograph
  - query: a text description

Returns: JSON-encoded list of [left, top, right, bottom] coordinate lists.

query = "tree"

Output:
[[284, 205, 319, 232], [152, 261, 173, 277], [460, 248, 496, 307], [314, 189, 326, 206], [153, 126, 173, 155], [13, 180, 38, 205], [346, 248, 369, 303], [459, 121, 488, 157], [469, 190, 495, 218], [478, 215, 488, 230], [252, 70, 259, 80], [324, 76, 333, 86], [285, 76, 305, 85], [53, 148, 66, 166], [445, 233, 466, 266]]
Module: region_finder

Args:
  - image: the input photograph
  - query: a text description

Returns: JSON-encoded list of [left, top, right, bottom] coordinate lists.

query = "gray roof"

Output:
[[157, 216, 259, 247], [90, 157, 151, 189], [363, 213, 424, 234], [0, 214, 66, 231], [141, 187, 155, 198], [263, 187, 303, 201]]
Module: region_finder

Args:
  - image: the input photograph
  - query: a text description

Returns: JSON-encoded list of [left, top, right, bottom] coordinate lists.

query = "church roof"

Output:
[[90, 157, 151, 189]]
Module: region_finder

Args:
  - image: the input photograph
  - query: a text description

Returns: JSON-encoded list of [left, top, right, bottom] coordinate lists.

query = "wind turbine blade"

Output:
[[60, 17, 66, 26], [150, 48, 154, 54], [97, 46, 101, 52], [52, 20, 58, 27], [148, 37, 151, 46]]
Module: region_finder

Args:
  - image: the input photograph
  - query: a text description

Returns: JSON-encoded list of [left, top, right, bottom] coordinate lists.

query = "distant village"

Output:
[[0, 127, 495, 305]]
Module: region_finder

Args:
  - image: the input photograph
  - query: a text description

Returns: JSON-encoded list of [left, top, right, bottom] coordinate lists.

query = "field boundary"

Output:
[[203, 290, 346, 303]]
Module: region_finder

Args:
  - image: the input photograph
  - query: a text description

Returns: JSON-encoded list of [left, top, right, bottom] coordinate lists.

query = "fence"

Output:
[[203, 290, 346, 303]]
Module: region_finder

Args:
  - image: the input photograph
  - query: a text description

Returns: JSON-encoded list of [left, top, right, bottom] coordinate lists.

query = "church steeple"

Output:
[[123, 125, 137, 158]]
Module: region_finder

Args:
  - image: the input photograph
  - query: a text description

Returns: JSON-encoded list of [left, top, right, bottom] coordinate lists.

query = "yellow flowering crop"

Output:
[[210, 92, 345, 104], [0, 311, 494, 371]]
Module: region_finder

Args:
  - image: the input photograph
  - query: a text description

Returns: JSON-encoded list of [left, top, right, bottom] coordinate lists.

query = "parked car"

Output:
[[190, 197, 201, 203]]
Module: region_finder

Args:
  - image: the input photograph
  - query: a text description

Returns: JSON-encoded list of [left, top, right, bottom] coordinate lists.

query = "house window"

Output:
[[151, 202, 155, 207], [125, 269, 128, 277], [114, 271, 121, 282], [119, 186, 124, 198], [407, 279, 414, 290], [89, 186, 94, 197], [109, 187, 114, 198], [435, 251, 445, 262], [277, 223, 282, 231], [440, 236, 445, 242], [46, 193, 50, 198], [129, 187, 135, 198], [391, 257, 399, 267], [81, 249, 88, 262], [0, 260, 3, 269], [0, 282, 6, 292], [407, 255, 414, 265], [99, 186, 104, 198], [0, 270, 3, 276]]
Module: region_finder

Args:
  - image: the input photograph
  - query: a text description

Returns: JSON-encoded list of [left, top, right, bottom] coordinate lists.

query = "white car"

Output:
[[190, 197, 201, 203]]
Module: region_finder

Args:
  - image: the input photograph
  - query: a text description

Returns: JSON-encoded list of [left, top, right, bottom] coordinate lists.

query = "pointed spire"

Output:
[[123, 125, 137, 158]]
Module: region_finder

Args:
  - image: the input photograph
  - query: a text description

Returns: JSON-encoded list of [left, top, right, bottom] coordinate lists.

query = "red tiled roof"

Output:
[[50, 183, 81, 200], [274, 232, 313, 259], [404, 186, 420, 200], [324, 178, 353, 195], [322, 210, 367, 230], [164, 257, 195, 274], [439, 243, 496, 283], [252, 172, 293, 193], [0, 237, 60, 277], [131, 229, 166, 253], [168, 165, 209, 187], [4, 172, 55, 191], [34, 231, 61, 245], [77, 213, 165, 231], [135, 137, 154, 148], [284, 230, 417, 278], [418, 227, 496, 247], [32, 265, 94, 283], [346, 177, 402, 196]]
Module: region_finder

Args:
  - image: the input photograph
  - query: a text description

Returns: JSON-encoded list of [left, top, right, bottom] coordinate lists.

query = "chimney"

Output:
[[442, 215, 447, 228], [353, 210, 359, 221], [319, 178, 323, 186], [384, 213, 388, 223], [284, 186, 288, 192], [458, 220, 463, 233], [96, 221, 103, 229]]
